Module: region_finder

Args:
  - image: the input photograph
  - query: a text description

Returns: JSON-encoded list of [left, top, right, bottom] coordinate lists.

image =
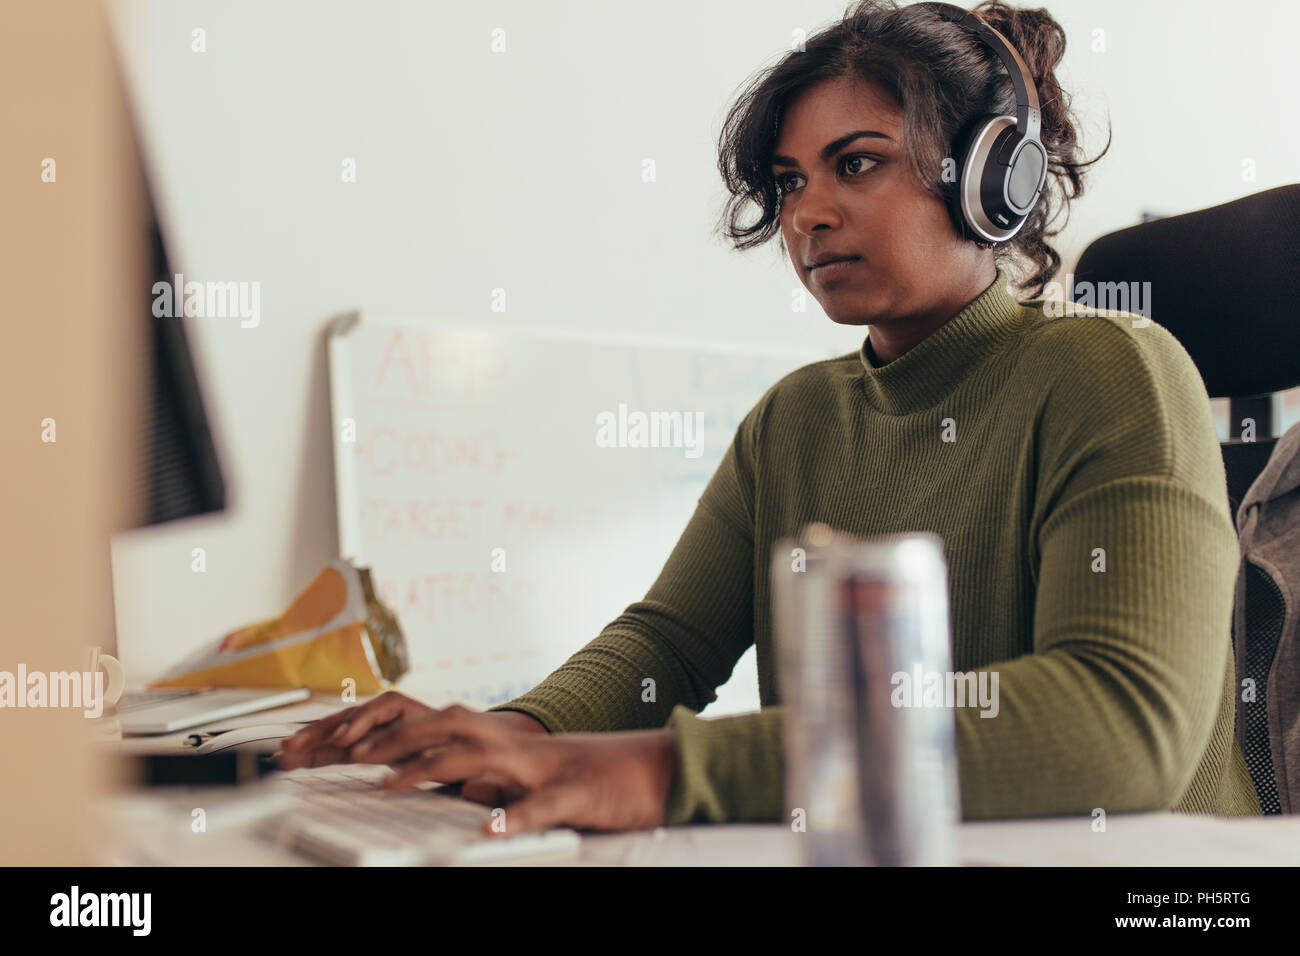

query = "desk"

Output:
[[101, 771, 1300, 867], [99, 695, 1300, 866]]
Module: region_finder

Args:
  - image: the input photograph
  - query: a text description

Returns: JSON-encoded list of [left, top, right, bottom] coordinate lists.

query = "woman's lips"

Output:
[[809, 256, 862, 282]]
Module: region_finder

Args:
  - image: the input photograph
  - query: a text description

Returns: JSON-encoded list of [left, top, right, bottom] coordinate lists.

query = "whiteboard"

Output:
[[327, 314, 825, 715]]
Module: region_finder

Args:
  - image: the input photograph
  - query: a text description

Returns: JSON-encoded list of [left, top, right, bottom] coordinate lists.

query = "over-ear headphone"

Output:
[[924, 2, 1048, 244]]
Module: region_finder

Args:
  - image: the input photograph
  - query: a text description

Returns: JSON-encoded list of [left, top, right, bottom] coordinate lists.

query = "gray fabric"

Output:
[[1233, 420, 1300, 814]]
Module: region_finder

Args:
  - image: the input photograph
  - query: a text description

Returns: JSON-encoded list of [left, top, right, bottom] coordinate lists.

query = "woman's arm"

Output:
[[954, 473, 1238, 816], [660, 464, 1238, 824]]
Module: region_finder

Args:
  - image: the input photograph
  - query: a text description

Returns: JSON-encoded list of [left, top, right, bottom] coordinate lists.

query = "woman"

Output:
[[278, 0, 1262, 833]]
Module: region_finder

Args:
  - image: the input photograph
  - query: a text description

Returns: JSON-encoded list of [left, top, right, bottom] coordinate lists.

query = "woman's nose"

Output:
[[789, 177, 845, 235]]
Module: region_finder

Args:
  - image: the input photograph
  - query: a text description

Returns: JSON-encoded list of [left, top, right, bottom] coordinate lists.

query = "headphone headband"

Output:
[[920, 2, 1049, 243], [928, 3, 1040, 141]]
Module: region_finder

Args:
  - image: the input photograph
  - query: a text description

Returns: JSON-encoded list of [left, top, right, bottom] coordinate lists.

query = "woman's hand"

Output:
[[275, 691, 546, 769], [275, 691, 680, 835], [276, 692, 548, 807]]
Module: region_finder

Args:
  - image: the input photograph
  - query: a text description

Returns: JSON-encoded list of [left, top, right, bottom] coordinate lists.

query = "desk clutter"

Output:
[[147, 559, 408, 696]]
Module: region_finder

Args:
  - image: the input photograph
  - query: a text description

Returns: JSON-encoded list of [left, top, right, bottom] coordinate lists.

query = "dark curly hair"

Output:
[[713, 0, 1111, 298]]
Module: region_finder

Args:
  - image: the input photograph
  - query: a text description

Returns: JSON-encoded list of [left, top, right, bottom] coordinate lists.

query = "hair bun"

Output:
[[972, 1, 1067, 82]]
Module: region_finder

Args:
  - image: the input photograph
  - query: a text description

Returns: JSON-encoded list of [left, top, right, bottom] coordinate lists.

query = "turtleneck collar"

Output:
[[858, 266, 1027, 415]]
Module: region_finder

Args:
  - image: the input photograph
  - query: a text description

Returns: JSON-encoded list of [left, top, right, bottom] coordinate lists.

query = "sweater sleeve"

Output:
[[487, 399, 764, 746], [659, 471, 1238, 823], [953, 321, 1240, 818], [954, 474, 1237, 817]]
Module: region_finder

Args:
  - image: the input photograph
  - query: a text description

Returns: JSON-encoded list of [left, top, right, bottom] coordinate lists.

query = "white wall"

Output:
[[105, 0, 1300, 693]]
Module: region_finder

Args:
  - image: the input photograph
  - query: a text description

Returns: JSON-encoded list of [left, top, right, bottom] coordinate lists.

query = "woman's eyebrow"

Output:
[[771, 129, 892, 168]]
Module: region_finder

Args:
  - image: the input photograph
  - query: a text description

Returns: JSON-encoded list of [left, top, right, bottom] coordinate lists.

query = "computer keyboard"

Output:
[[260, 765, 581, 866]]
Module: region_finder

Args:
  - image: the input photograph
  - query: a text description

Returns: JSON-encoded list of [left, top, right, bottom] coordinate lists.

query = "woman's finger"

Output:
[[483, 781, 588, 837], [275, 741, 352, 770], [279, 703, 361, 752], [328, 691, 430, 748], [347, 718, 452, 765], [380, 732, 536, 791], [461, 772, 528, 807], [349, 705, 505, 765]]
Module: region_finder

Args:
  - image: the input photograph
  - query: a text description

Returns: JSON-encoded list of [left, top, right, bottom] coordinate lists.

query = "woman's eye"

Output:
[[775, 155, 878, 195], [843, 154, 878, 176]]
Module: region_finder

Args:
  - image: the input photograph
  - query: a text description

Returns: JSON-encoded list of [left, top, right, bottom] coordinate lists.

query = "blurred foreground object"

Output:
[[0, 0, 150, 864], [772, 524, 960, 866]]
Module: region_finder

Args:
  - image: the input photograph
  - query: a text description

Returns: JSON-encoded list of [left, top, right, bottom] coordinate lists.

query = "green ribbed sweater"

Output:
[[490, 266, 1262, 824]]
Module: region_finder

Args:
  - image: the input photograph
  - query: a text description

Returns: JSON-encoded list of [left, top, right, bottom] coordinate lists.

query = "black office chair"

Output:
[[1069, 183, 1300, 814]]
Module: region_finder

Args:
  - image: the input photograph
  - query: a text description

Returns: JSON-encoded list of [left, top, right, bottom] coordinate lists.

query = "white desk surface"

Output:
[[99, 695, 1300, 867], [101, 766, 1300, 867]]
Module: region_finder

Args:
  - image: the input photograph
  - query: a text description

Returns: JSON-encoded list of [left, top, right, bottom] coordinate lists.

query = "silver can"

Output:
[[772, 522, 865, 865], [773, 523, 960, 866]]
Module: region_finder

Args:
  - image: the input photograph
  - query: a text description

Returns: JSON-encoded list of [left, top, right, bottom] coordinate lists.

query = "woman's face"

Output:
[[773, 74, 992, 341]]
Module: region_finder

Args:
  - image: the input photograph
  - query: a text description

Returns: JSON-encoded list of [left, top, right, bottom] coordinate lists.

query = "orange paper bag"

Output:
[[150, 559, 408, 695]]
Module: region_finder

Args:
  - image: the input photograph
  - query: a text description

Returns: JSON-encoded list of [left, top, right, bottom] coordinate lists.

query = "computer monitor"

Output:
[[103, 207, 228, 668], [139, 216, 226, 525], [103, 149, 228, 666]]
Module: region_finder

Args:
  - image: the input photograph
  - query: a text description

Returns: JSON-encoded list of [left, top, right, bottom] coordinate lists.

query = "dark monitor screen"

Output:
[[140, 220, 226, 526]]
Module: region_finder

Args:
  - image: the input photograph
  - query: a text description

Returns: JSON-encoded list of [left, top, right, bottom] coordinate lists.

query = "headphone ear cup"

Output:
[[963, 116, 1043, 242], [945, 117, 993, 242], [1005, 138, 1047, 214]]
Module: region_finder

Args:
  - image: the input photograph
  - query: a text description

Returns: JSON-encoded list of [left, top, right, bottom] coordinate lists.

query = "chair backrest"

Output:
[[1072, 184, 1300, 813], [1238, 561, 1287, 812]]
